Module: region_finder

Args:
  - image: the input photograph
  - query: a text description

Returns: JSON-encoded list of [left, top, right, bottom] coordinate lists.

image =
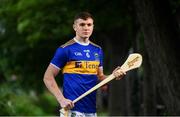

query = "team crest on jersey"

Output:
[[84, 49, 90, 58], [94, 53, 99, 61]]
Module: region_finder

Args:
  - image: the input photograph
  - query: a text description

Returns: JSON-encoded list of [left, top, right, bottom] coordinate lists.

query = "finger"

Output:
[[120, 71, 124, 75], [66, 104, 71, 110], [64, 102, 71, 110], [116, 77, 120, 80], [116, 70, 122, 76], [69, 102, 74, 109], [119, 69, 125, 75], [114, 73, 122, 80], [115, 66, 121, 71], [113, 66, 120, 73], [120, 71, 126, 76], [72, 102, 74, 108], [66, 100, 74, 109], [113, 72, 118, 77]]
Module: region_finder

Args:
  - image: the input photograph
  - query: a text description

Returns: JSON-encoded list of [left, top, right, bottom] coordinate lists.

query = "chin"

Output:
[[82, 36, 90, 39]]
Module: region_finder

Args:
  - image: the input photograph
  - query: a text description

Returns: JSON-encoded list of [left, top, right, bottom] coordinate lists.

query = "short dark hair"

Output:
[[74, 12, 93, 22]]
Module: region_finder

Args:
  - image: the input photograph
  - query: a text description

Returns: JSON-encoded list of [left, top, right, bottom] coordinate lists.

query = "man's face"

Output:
[[73, 18, 94, 39]]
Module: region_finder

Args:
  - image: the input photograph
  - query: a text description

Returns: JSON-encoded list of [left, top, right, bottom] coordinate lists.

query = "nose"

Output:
[[83, 24, 89, 29]]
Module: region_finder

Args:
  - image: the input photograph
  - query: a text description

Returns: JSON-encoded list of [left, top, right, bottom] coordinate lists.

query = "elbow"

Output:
[[43, 74, 49, 84], [43, 74, 53, 84]]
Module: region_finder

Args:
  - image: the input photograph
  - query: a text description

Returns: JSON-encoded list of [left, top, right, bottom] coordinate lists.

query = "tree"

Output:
[[134, 0, 180, 115]]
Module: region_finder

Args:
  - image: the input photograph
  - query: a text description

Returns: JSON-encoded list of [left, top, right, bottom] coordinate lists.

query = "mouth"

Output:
[[83, 32, 89, 35]]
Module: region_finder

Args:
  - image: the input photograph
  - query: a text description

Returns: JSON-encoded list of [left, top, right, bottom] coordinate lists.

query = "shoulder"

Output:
[[90, 41, 102, 49], [60, 39, 76, 48]]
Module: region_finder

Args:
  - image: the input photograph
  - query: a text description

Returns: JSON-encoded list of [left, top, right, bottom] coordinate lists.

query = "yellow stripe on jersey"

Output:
[[90, 41, 101, 49], [60, 39, 75, 48], [62, 61, 100, 74]]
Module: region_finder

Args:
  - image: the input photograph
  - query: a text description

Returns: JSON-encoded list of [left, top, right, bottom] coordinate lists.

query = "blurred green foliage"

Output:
[[0, 0, 133, 91], [0, 0, 146, 115], [0, 81, 58, 115]]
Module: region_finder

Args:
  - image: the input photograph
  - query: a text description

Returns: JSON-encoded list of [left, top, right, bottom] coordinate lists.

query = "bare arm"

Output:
[[43, 64, 74, 110], [97, 67, 108, 91], [97, 67, 106, 81], [97, 66, 126, 92]]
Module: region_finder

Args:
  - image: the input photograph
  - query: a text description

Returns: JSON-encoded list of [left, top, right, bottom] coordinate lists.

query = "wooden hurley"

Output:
[[60, 53, 143, 116]]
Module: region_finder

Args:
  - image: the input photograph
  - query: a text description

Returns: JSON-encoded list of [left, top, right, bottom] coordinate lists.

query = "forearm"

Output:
[[98, 74, 107, 81], [43, 76, 65, 104]]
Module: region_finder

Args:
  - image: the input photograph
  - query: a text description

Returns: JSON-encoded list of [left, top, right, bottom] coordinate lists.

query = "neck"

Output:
[[75, 36, 89, 43], [74, 36, 90, 46]]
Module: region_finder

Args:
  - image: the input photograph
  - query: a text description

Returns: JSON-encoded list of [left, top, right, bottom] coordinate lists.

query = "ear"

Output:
[[73, 24, 76, 31]]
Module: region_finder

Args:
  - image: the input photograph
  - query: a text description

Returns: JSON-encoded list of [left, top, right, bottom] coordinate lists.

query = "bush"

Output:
[[0, 82, 45, 115], [39, 91, 59, 115]]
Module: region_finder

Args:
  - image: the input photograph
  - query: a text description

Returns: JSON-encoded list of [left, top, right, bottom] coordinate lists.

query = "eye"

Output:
[[79, 23, 86, 26], [87, 23, 93, 26]]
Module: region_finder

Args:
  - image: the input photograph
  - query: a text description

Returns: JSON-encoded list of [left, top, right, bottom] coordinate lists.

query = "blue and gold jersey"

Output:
[[50, 39, 103, 113]]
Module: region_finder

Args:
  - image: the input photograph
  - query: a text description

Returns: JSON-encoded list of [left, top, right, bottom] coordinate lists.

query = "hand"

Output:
[[113, 66, 126, 80], [59, 98, 74, 110]]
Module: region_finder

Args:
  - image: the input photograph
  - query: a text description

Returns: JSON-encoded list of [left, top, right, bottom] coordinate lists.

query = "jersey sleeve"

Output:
[[99, 48, 103, 67], [50, 47, 68, 69]]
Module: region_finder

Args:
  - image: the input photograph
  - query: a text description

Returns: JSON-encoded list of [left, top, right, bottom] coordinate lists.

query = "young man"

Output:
[[43, 12, 126, 117]]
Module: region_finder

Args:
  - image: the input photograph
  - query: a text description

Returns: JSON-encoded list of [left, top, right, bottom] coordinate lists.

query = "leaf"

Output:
[[17, 19, 30, 33]]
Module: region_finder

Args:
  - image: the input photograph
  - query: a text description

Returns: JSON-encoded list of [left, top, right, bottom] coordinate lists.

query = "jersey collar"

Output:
[[73, 38, 90, 46]]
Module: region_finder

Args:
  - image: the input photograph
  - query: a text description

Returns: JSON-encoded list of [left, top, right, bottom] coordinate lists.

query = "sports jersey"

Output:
[[50, 38, 103, 113]]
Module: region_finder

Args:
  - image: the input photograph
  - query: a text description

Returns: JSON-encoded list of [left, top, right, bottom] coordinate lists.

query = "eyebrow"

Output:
[[79, 23, 93, 26]]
